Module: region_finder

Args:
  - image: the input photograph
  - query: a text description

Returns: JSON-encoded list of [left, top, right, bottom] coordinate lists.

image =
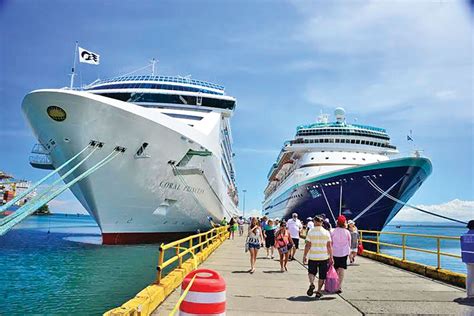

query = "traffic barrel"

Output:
[[179, 269, 226, 316]]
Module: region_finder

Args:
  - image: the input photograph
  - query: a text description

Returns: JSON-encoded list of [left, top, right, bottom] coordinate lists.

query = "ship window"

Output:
[[325, 157, 329, 159], [163, 113, 203, 120], [343, 157, 346, 159], [356, 140, 360, 144], [351, 139, 355, 144], [362, 158, 366, 161], [335, 139, 340, 143]]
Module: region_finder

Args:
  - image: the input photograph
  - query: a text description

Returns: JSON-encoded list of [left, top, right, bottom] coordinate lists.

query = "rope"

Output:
[[319, 184, 337, 225], [0, 149, 122, 235], [352, 175, 405, 222], [0, 143, 92, 213], [168, 274, 197, 316], [367, 178, 467, 225], [0, 145, 100, 226]]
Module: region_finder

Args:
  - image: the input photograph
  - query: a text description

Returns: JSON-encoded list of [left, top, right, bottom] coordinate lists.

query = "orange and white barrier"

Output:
[[179, 269, 226, 316]]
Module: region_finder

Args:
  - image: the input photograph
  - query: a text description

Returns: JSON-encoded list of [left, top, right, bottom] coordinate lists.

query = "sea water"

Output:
[[0, 214, 159, 315], [0, 215, 468, 314]]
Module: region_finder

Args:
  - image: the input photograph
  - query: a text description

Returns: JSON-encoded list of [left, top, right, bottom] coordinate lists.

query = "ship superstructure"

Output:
[[22, 75, 239, 243], [263, 108, 431, 231]]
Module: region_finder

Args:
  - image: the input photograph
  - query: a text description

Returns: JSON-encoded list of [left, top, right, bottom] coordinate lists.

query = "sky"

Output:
[[0, 1, 472, 222]]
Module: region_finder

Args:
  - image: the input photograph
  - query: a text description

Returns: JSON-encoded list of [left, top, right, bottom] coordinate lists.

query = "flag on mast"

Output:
[[407, 129, 413, 141], [78, 47, 100, 65]]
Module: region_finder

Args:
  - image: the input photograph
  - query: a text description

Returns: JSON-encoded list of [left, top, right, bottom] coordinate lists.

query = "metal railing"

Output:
[[156, 226, 228, 283], [359, 230, 461, 270]]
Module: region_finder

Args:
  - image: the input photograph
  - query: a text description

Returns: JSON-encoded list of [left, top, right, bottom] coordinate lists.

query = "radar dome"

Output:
[[334, 107, 346, 123]]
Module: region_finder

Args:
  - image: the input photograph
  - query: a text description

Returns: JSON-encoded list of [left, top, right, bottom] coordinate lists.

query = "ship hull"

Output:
[[22, 89, 238, 244], [263, 158, 432, 231]]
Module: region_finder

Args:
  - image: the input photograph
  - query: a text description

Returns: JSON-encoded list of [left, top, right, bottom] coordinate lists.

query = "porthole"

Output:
[[64, 138, 70, 143]]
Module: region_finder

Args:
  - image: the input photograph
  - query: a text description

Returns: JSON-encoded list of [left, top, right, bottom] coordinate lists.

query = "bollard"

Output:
[[179, 269, 226, 315]]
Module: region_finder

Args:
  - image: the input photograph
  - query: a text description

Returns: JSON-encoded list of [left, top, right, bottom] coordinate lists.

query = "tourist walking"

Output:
[[275, 221, 291, 272], [287, 213, 302, 260], [307, 217, 314, 230], [348, 220, 359, 264], [228, 217, 237, 240], [221, 217, 228, 226], [237, 216, 245, 236], [331, 215, 351, 293], [246, 217, 264, 273], [263, 219, 277, 259], [461, 219, 474, 298], [303, 216, 333, 298]]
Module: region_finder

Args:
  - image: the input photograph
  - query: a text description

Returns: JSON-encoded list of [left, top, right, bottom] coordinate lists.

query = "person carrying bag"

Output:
[[275, 221, 291, 272]]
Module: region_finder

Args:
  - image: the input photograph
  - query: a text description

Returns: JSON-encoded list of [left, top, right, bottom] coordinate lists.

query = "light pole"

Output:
[[242, 189, 247, 218]]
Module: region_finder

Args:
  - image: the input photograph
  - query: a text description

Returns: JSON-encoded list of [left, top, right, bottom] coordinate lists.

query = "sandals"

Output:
[[315, 291, 322, 299], [306, 284, 315, 296]]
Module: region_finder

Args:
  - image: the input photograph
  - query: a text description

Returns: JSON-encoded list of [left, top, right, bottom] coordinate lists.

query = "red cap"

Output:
[[337, 215, 346, 225]]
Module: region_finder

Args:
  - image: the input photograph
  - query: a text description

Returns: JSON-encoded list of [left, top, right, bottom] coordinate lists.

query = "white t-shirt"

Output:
[[307, 221, 315, 230], [287, 218, 302, 239]]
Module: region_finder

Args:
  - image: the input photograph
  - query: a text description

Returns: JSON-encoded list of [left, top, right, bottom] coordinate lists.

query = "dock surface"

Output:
[[153, 234, 473, 315]]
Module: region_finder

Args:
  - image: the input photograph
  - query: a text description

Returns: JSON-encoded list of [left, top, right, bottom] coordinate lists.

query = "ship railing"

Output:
[[156, 226, 229, 283], [359, 230, 462, 271]]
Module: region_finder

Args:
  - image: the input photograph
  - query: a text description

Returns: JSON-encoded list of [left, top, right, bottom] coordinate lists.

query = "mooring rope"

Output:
[[367, 178, 467, 225]]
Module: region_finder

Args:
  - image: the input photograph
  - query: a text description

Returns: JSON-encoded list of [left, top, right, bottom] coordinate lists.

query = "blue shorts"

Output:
[[248, 242, 261, 250]]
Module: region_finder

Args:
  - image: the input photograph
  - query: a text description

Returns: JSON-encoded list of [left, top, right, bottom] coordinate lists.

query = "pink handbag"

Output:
[[324, 264, 339, 293]]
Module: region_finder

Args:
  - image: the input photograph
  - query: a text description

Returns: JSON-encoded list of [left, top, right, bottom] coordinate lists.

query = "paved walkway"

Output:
[[154, 234, 473, 315]]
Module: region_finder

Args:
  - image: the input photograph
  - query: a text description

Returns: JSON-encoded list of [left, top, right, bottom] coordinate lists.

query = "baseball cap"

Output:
[[337, 215, 347, 225]]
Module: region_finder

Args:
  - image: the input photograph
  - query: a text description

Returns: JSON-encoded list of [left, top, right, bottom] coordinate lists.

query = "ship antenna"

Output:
[[151, 58, 158, 76], [70, 41, 79, 89]]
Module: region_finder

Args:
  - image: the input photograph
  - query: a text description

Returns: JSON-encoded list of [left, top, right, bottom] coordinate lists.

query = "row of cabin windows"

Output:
[[87, 83, 222, 95], [291, 138, 396, 150], [296, 129, 389, 140], [95, 92, 235, 110]]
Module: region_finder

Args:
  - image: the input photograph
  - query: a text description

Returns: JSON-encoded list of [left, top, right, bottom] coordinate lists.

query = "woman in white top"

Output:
[[247, 217, 264, 273]]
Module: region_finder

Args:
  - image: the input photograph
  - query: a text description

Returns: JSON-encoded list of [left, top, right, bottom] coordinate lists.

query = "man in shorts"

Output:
[[303, 216, 333, 298], [287, 212, 302, 260]]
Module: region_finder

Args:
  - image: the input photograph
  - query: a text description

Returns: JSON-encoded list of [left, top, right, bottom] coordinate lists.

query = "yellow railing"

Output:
[[105, 226, 229, 316], [157, 225, 229, 283], [359, 230, 461, 270]]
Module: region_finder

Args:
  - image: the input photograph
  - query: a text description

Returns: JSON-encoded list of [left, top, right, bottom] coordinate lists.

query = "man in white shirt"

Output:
[[287, 212, 303, 260], [307, 217, 315, 230]]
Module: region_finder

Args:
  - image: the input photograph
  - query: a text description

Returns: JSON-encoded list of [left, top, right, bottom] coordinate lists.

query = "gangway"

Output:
[[0, 143, 125, 236]]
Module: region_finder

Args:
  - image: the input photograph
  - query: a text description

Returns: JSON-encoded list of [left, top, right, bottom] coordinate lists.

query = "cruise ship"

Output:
[[22, 75, 239, 244], [263, 108, 432, 231]]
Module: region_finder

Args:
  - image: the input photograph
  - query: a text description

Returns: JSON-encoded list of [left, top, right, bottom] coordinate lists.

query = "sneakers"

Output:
[[306, 284, 315, 296]]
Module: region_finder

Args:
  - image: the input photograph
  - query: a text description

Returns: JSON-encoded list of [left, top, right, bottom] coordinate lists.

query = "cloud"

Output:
[[48, 198, 88, 215], [392, 199, 474, 223], [244, 208, 262, 217], [291, 1, 473, 123]]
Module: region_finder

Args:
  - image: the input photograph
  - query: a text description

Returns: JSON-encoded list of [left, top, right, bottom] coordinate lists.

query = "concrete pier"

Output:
[[153, 234, 473, 315]]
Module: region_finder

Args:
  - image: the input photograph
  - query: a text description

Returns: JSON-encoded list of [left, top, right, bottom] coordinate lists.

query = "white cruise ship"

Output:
[[22, 75, 239, 244], [263, 108, 432, 231]]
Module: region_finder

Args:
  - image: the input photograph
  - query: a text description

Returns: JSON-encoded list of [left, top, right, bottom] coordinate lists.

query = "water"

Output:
[[0, 216, 468, 314], [0, 214, 160, 315], [377, 223, 467, 274]]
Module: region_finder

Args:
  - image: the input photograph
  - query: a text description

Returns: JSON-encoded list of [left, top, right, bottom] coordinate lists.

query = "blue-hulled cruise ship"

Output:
[[262, 108, 432, 231]]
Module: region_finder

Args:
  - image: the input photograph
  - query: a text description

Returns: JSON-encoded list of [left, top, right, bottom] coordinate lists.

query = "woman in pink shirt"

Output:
[[331, 215, 352, 293]]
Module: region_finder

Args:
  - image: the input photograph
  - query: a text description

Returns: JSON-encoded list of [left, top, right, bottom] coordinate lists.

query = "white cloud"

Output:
[[48, 198, 88, 215], [392, 199, 474, 223], [244, 208, 262, 217], [291, 1, 473, 122]]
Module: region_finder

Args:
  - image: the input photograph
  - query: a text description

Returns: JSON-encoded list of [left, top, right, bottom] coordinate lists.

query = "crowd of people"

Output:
[[234, 212, 361, 298]]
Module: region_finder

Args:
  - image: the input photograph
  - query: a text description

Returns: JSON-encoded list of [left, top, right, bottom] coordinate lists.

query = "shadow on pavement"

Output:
[[287, 296, 336, 302], [453, 297, 474, 306]]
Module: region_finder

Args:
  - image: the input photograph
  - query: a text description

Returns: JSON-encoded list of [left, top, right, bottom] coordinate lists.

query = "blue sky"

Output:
[[0, 1, 472, 220]]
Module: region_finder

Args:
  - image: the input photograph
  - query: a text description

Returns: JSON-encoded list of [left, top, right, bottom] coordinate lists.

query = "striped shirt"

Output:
[[305, 226, 331, 261]]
